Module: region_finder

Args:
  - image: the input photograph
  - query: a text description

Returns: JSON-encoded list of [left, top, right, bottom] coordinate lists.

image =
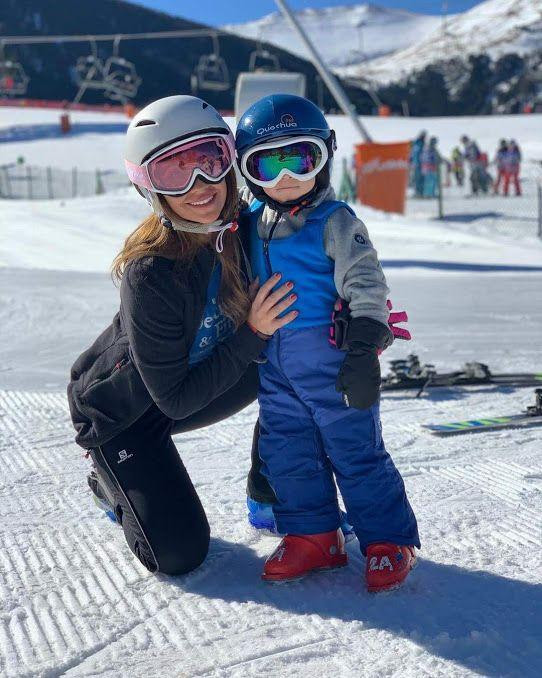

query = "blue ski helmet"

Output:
[[236, 94, 336, 207], [236, 94, 332, 156]]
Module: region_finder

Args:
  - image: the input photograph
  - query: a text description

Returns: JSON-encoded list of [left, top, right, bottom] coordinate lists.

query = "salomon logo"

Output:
[[257, 114, 297, 135], [117, 449, 133, 464]]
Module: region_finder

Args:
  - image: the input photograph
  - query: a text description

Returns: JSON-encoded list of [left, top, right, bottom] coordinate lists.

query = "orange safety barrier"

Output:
[[354, 141, 411, 215], [60, 113, 71, 133], [0, 97, 128, 114]]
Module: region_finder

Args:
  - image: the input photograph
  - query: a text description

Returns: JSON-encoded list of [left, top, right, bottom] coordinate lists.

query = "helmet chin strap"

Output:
[[141, 189, 237, 253], [209, 220, 238, 253]]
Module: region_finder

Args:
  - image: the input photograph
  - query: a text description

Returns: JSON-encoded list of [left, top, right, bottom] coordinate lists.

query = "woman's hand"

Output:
[[248, 273, 298, 336]]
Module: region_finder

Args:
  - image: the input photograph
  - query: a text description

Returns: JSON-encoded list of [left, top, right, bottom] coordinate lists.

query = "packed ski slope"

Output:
[[0, 108, 541, 677]]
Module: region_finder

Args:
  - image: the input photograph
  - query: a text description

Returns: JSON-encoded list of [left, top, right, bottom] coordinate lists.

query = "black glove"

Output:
[[335, 317, 393, 410]]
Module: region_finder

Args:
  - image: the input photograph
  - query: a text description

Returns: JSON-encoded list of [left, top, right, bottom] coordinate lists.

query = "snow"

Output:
[[223, 0, 542, 86], [0, 106, 541, 676], [222, 4, 441, 69], [339, 0, 542, 84]]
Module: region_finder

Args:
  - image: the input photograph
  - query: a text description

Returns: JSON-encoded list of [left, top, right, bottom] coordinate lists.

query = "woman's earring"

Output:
[[160, 214, 173, 230]]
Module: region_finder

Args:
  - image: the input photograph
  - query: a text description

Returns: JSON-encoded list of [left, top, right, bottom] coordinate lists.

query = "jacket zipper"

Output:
[[263, 213, 280, 279]]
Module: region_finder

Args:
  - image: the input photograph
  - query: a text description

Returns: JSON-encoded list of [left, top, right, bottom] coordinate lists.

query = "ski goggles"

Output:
[[125, 132, 235, 195], [241, 136, 328, 188]]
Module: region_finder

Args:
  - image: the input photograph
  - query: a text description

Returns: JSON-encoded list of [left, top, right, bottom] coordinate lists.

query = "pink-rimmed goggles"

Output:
[[125, 132, 235, 195]]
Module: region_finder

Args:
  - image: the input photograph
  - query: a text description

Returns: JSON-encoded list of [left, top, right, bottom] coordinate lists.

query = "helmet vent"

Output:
[[135, 119, 156, 127], [202, 102, 208, 109]]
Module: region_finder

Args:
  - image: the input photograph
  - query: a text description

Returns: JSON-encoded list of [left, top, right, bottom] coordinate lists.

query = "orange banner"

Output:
[[354, 141, 411, 214]]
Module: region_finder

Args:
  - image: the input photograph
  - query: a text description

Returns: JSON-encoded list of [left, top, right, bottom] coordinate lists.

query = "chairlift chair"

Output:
[[0, 60, 29, 96], [73, 39, 107, 103], [191, 34, 230, 92], [74, 55, 105, 88], [0, 44, 29, 96], [102, 36, 141, 102], [248, 43, 280, 73]]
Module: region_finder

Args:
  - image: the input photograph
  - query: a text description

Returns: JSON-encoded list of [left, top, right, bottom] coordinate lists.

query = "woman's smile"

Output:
[[164, 178, 227, 223], [186, 191, 217, 208]]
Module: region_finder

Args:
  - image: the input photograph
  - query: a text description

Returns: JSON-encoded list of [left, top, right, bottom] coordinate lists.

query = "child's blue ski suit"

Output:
[[246, 199, 420, 552]]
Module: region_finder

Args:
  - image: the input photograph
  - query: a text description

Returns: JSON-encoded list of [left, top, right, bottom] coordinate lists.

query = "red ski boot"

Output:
[[262, 529, 347, 582], [365, 543, 417, 593]]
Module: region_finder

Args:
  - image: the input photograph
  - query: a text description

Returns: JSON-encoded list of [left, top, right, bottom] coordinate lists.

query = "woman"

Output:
[[67, 95, 296, 575]]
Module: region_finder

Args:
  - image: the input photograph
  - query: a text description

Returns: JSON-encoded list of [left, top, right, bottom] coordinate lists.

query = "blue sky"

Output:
[[134, 1, 483, 25]]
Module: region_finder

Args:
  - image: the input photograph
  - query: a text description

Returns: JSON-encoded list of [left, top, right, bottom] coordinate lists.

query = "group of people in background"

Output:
[[410, 131, 441, 199], [493, 138, 522, 196], [410, 132, 522, 199]]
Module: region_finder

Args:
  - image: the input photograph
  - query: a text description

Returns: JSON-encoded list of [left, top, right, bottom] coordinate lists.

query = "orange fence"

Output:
[[354, 141, 411, 214], [0, 97, 127, 114]]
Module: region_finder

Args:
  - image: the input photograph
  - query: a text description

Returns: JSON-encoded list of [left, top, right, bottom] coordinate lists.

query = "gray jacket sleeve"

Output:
[[324, 208, 390, 325]]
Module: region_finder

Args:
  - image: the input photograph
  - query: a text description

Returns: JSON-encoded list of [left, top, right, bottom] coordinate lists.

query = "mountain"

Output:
[[0, 0, 373, 111], [338, 0, 542, 84], [224, 0, 542, 90], [222, 3, 441, 69]]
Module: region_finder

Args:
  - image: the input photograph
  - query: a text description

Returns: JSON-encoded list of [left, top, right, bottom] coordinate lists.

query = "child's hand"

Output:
[[335, 317, 392, 410]]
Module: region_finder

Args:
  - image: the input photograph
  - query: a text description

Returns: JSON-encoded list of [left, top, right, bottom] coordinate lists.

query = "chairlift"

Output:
[[191, 34, 230, 93], [103, 36, 141, 102], [73, 39, 107, 103], [0, 60, 29, 96], [0, 44, 29, 96], [249, 39, 280, 72]]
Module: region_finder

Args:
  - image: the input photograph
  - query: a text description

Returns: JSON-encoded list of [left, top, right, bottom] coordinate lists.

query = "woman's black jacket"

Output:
[[67, 233, 266, 450]]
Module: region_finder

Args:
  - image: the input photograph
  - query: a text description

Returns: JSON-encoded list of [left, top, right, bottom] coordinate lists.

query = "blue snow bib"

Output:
[[247, 200, 355, 329], [188, 262, 235, 365]]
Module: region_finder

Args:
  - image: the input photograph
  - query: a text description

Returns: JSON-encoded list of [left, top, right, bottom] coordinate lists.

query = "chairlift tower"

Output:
[[274, 0, 372, 142]]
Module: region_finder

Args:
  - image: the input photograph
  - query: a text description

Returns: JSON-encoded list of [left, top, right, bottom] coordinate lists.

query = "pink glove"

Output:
[[387, 299, 411, 341], [330, 298, 411, 351], [377, 299, 411, 355]]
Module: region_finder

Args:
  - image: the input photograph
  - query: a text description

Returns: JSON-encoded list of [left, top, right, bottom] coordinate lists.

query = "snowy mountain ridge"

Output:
[[223, 0, 542, 85], [341, 0, 542, 84], [222, 3, 442, 69]]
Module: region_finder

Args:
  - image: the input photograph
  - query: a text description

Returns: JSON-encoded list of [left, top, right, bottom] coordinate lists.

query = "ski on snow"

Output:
[[424, 389, 542, 436], [382, 354, 542, 397]]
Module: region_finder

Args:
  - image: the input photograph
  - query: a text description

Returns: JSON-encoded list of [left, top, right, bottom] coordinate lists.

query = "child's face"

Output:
[[263, 175, 316, 204]]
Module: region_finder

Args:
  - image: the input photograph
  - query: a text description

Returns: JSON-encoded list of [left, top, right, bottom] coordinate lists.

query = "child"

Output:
[[236, 95, 420, 593]]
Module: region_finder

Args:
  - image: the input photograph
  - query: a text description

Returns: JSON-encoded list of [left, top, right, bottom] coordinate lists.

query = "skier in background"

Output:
[[493, 139, 508, 195], [504, 139, 522, 196], [461, 135, 484, 195], [421, 136, 440, 198], [236, 94, 420, 593], [410, 130, 426, 197], [479, 150, 492, 194], [451, 146, 464, 187]]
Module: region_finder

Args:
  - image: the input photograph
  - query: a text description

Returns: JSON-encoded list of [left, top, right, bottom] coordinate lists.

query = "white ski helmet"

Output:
[[124, 95, 235, 233]]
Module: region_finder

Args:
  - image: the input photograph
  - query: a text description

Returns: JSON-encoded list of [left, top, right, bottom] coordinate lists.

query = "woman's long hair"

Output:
[[111, 170, 250, 327]]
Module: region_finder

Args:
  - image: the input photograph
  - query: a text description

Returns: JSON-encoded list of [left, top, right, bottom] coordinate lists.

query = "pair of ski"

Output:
[[382, 355, 542, 436]]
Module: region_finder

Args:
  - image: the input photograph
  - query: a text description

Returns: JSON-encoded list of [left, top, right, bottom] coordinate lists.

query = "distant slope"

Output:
[[224, 0, 542, 88], [222, 3, 441, 68], [339, 0, 542, 84]]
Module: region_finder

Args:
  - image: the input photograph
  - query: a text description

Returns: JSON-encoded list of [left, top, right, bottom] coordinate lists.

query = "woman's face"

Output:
[[163, 178, 227, 224]]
